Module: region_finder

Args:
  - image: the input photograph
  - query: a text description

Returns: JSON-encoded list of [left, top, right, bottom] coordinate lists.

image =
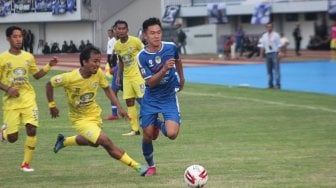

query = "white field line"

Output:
[[183, 91, 336, 113]]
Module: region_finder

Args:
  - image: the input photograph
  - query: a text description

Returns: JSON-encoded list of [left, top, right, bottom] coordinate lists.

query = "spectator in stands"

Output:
[[68, 40, 77, 53], [246, 36, 261, 59], [292, 24, 302, 56], [51, 42, 61, 54], [27, 30, 34, 54], [223, 35, 233, 60], [61, 41, 69, 53], [177, 24, 187, 55], [279, 32, 289, 57], [86, 40, 93, 48], [235, 25, 245, 57], [42, 42, 51, 54], [78, 40, 86, 52], [22, 29, 28, 51], [330, 22, 336, 59]]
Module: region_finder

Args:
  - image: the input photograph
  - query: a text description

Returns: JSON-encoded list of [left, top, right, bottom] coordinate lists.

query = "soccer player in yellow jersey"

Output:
[[0, 26, 58, 172], [46, 46, 147, 176], [114, 20, 145, 136]]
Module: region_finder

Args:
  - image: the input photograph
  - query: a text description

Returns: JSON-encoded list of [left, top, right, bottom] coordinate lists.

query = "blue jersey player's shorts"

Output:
[[111, 66, 123, 91], [139, 95, 181, 128]]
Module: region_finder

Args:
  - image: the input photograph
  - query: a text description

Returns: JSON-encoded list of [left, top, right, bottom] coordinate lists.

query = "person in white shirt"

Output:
[[259, 22, 282, 89], [280, 32, 289, 57]]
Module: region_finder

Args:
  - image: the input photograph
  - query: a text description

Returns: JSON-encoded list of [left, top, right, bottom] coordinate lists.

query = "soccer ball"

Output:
[[184, 164, 208, 188]]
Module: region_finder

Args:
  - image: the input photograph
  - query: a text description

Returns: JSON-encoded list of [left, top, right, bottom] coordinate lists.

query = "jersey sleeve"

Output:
[[98, 68, 109, 88], [50, 72, 69, 88], [137, 52, 152, 80], [28, 54, 39, 75]]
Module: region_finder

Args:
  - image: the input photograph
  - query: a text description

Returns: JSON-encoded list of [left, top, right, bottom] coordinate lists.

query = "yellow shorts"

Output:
[[71, 116, 102, 144], [122, 77, 145, 100], [3, 104, 39, 134], [330, 39, 336, 49]]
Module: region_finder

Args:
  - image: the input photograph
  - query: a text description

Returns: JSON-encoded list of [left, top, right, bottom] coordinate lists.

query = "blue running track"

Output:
[[184, 61, 336, 95]]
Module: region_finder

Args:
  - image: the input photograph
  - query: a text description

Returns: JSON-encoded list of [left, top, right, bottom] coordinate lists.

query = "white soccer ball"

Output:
[[184, 164, 208, 188]]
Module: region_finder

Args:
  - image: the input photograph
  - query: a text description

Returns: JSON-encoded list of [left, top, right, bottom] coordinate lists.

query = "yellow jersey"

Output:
[[50, 68, 109, 119], [0, 50, 39, 110], [114, 36, 143, 79]]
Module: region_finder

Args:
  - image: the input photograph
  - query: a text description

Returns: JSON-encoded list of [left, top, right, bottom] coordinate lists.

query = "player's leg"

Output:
[[2, 109, 20, 143], [21, 106, 39, 172], [161, 98, 181, 140], [122, 98, 140, 135], [140, 114, 158, 176], [104, 67, 120, 120], [125, 79, 145, 135], [91, 126, 147, 175], [53, 119, 101, 153]]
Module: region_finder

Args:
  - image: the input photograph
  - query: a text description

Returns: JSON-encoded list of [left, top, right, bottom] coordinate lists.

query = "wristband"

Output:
[[43, 64, 51, 72], [48, 101, 56, 108]]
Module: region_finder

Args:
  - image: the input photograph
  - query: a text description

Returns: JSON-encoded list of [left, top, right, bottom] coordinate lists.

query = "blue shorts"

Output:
[[139, 95, 181, 128], [111, 66, 123, 91]]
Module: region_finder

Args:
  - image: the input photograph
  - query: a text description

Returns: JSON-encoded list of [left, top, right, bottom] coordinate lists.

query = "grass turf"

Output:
[[0, 70, 335, 188]]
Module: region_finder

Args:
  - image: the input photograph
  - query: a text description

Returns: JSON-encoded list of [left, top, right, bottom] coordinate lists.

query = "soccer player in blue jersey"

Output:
[[137, 17, 185, 176]]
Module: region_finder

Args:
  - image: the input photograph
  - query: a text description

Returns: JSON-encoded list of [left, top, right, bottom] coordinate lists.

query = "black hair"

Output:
[[114, 20, 128, 28], [6, 26, 22, 37], [142, 17, 162, 33], [79, 46, 101, 66]]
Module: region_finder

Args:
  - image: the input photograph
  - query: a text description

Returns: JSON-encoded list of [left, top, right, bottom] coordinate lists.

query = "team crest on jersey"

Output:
[[13, 67, 26, 76], [155, 56, 161, 64], [80, 92, 94, 101], [6, 62, 12, 69], [55, 75, 62, 83], [25, 60, 31, 66], [128, 47, 133, 53], [92, 82, 98, 88]]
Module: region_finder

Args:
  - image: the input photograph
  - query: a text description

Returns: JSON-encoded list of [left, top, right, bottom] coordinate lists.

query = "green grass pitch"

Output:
[[0, 70, 336, 188]]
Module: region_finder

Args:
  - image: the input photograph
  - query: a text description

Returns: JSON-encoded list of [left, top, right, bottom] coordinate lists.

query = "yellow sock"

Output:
[[128, 106, 139, 132], [22, 136, 37, 165], [63, 136, 78, 146], [1, 126, 7, 141], [119, 153, 140, 170]]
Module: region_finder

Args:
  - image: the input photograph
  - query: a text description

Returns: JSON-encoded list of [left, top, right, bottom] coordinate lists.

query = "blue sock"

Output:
[[155, 118, 167, 137], [136, 98, 142, 105], [142, 140, 154, 166], [111, 105, 118, 116]]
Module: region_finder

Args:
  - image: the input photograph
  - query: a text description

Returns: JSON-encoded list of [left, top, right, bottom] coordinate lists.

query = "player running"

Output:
[[137, 17, 185, 176]]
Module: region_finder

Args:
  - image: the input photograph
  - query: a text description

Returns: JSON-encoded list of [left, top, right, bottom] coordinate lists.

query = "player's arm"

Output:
[[103, 86, 130, 121], [0, 82, 19, 97], [46, 81, 60, 118], [146, 58, 175, 88], [175, 58, 185, 92], [34, 57, 58, 79]]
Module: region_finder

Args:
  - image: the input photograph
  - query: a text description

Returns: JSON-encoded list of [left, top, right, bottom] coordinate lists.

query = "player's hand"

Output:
[[49, 107, 60, 118], [163, 58, 175, 72], [7, 87, 20, 98], [177, 78, 185, 92], [118, 109, 130, 121], [49, 56, 58, 66]]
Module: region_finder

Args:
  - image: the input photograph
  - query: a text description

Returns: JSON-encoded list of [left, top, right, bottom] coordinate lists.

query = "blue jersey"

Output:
[[137, 41, 180, 100]]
